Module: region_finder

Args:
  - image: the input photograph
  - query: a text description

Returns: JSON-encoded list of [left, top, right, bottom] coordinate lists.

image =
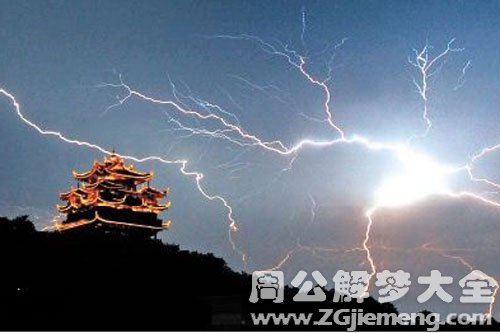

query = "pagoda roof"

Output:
[[140, 186, 168, 197], [73, 154, 153, 184], [57, 190, 171, 214], [54, 211, 171, 232], [60, 183, 168, 201]]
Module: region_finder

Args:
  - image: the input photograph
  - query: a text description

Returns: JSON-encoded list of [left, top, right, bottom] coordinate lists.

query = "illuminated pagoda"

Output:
[[56, 153, 171, 237]]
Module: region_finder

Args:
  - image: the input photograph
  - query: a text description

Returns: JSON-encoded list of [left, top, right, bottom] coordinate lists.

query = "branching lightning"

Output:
[[0, 88, 247, 269], [453, 60, 471, 91], [407, 38, 463, 140], [422, 243, 499, 318], [1, 9, 500, 317]]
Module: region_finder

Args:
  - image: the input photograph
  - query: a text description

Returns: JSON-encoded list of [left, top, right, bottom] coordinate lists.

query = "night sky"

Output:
[[0, 0, 499, 317]]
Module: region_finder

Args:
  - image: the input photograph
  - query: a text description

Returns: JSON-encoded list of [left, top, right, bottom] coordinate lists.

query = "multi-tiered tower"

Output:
[[56, 153, 171, 237]]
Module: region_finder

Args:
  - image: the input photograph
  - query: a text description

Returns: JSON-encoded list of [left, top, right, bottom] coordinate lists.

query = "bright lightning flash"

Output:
[[363, 148, 461, 290], [373, 148, 454, 209], [0, 9, 499, 318]]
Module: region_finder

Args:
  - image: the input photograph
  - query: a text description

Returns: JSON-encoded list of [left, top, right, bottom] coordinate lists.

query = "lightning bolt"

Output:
[[1, 8, 499, 317], [407, 38, 463, 140], [230, 74, 292, 106], [422, 243, 499, 319], [467, 143, 500, 190], [363, 207, 378, 285], [300, 6, 306, 49], [453, 60, 471, 91], [265, 193, 319, 271], [100, 35, 500, 307], [205, 33, 346, 137], [0, 88, 248, 269]]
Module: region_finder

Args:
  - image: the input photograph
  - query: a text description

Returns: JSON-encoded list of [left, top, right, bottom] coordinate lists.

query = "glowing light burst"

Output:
[[1, 10, 500, 317], [363, 147, 499, 306], [373, 147, 457, 209]]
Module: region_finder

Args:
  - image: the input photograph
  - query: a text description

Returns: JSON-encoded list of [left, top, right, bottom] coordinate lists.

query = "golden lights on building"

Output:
[[56, 153, 171, 236]]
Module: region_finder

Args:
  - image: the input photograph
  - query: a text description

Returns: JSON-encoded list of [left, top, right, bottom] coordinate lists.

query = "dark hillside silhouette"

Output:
[[0, 216, 496, 330]]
